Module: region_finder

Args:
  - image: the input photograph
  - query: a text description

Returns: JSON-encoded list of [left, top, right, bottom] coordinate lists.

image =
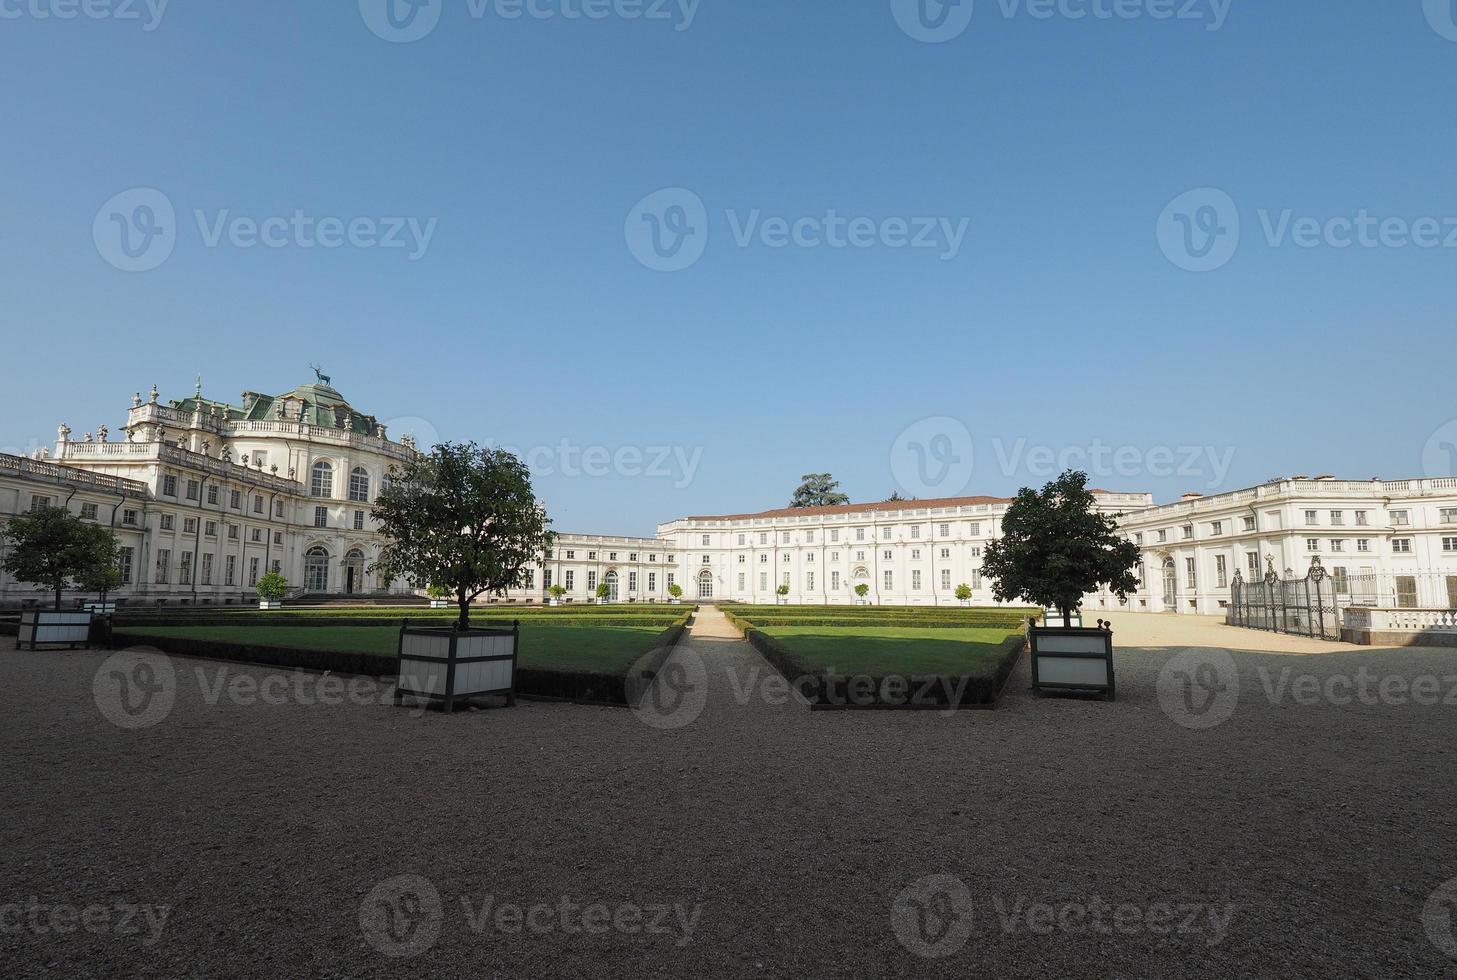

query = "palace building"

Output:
[[2, 376, 1455, 614]]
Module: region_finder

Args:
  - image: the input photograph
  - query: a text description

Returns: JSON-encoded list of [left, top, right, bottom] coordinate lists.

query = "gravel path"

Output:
[[3, 608, 1456, 977]]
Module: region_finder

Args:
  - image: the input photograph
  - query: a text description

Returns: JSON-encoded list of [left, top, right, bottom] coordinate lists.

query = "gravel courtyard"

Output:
[[3, 608, 1456, 978]]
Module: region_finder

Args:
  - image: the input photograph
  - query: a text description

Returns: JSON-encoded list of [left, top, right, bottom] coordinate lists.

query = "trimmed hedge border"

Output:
[[108, 619, 690, 708], [721, 607, 1026, 709], [110, 614, 688, 630]]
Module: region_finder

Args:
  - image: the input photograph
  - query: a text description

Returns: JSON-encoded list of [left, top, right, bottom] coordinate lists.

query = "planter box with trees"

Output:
[[395, 620, 520, 712], [256, 571, 288, 610], [2, 504, 122, 651], [1029, 621, 1115, 699]]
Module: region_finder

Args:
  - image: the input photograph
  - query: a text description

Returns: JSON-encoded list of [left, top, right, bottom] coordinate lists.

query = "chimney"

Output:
[[1180, 492, 1203, 501]]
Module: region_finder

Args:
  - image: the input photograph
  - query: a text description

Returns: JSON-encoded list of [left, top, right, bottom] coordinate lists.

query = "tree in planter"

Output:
[[595, 582, 611, 603], [547, 584, 567, 604], [775, 583, 790, 604], [980, 469, 1141, 625], [667, 583, 684, 602], [77, 526, 124, 607], [954, 583, 973, 605], [371, 442, 554, 631], [789, 473, 850, 508], [0, 506, 115, 610], [854, 583, 870, 602], [256, 571, 288, 604]]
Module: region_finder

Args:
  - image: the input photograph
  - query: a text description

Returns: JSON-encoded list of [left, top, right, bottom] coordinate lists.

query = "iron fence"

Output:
[[1228, 557, 1342, 641]]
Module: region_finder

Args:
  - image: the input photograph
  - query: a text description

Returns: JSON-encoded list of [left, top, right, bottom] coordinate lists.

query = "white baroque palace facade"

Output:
[[3, 377, 1455, 613]]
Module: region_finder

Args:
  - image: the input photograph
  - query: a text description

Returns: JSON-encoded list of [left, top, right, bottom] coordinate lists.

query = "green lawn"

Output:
[[760, 625, 1023, 678], [116, 624, 669, 675]]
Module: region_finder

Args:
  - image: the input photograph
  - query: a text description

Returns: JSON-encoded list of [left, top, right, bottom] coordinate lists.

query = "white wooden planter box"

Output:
[[18, 610, 93, 650], [258, 600, 283, 610], [548, 599, 561, 606], [395, 622, 520, 712], [1029, 625, 1115, 700], [429, 599, 451, 609], [1041, 609, 1084, 629], [84, 602, 117, 615]]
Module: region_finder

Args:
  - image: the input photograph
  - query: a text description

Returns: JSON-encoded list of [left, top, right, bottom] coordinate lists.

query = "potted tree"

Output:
[[547, 583, 566, 607], [776, 583, 790, 605], [981, 470, 1140, 700], [954, 583, 972, 607], [595, 581, 612, 605], [667, 583, 684, 605], [854, 583, 870, 606], [372, 442, 554, 712], [80, 557, 123, 616], [426, 584, 451, 609], [256, 571, 288, 610], [3, 506, 113, 649]]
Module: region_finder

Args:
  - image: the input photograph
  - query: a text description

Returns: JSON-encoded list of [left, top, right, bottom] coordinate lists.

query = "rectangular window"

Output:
[[225, 555, 236, 586], [201, 553, 213, 586], [155, 548, 170, 583], [1396, 575, 1418, 608], [253, 495, 264, 514], [1329, 510, 1343, 526], [122, 508, 138, 526], [881, 527, 892, 540], [30, 494, 53, 511], [737, 534, 745, 546], [1157, 530, 1167, 543], [629, 571, 638, 591], [911, 569, 922, 590], [1444, 537, 1457, 552], [230, 490, 241, 509], [806, 530, 815, 544], [1356, 510, 1369, 526], [161, 475, 177, 497], [205, 520, 217, 537], [565, 551, 575, 560], [882, 550, 892, 561], [353, 510, 365, 530], [910, 525, 920, 539], [118, 547, 134, 585], [830, 529, 840, 543], [183, 518, 197, 534], [565, 570, 575, 591], [648, 572, 656, 591], [782, 553, 791, 564], [275, 501, 285, 517], [1247, 552, 1259, 576], [831, 571, 840, 590], [1330, 539, 1345, 552], [760, 532, 768, 545], [274, 531, 283, 545], [249, 557, 260, 587], [1216, 555, 1227, 588], [760, 554, 768, 564], [588, 552, 597, 561], [806, 571, 815, 591], [185, 480, 199, 501], [704, 555, 713, 565], [1393, 539, 1413, 554], [940, 568, 951, 589], [971, 570, 983, 589], [1182, 525, 1193, 540], [781, 532, 790, 545], [80, 502, 98, 521], [314, 506, 328, 528], [206, 485, 219, 505], [227, 524, 239, 540], [1243, 516, 1256, 531], [179, 551, 193, 585], [160, 514, 174, 531], [1332, 567, 1349, 593], [883, 570, 893, 590], [855, 528, 865, 541], [737, 573, 745, 590], [737, 554, 746, 564], [938, 523, 950, 536], [759, 572, 768, 590], [1186, 557, 1196, 588], [910, 549, 920, 560], [781, 571, 790, 587], [1357, 539, 1370, 552], [1307, 538, 1319, 552], [251, 528, 262, 543], [1391, 510, 1411, 526], [702, 534, 711, 546], [1441, 508, 1457, 524], [1305, 510, 1318, 525], [1210, 521, 1222, 536], [587, 571, 597, 591], [968, 522, 981, 536]]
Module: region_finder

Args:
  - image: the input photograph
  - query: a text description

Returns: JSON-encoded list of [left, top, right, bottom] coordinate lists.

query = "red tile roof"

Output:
[[676, 489, 1135, 523]]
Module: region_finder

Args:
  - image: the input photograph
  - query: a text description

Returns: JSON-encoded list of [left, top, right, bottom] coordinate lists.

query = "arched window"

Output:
[[697, 569, 714, 599], [348, 466, 370, 502], [305, 546, 330, 592], [310, 461, 333, 498]]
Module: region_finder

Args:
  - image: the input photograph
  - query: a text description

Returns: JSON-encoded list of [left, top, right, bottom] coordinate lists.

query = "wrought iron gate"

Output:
[[1228, 556, 1341, 641]]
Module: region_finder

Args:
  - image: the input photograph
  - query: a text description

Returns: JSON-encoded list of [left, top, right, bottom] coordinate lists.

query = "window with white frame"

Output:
[[1305, 510, 1318, 525], [940, 568, 951, 589], [855, 528, 865, 541], [938, 523, 950, 536], [1356, 510, 1369, 526], [1393, 539, 1413, 554], [1441, 508, 1457, 524], [162, 475, 177, 497], [1357, 539, 1370, 552], [1330, 539, 1345, 552], [155, 548, 170, 583], [354, 510, 365, 530], [1330, 511, 1343, 526], [79, 502, 98, 520], [1444, 537, 1457, 552], [1390, 510, 1411, 526], [1306, 538, 1319, 552], [206, 485, 219, 505], [183, 517, 197, 534], [1216, 554, 1227, 588], [884, 570, 893, 590], [806, 571, 815, 590], [911, 569, 922, 590], [881, 527, 892, 540], [311, 461, 333, 498], [185, 480, 199, 501], [349, 467, 370, 502], [831, 571, 840, 590], [314, 506, 328, 528]]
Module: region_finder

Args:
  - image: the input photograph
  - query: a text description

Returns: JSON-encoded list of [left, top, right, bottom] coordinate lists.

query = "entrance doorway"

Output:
[[1162, 558, 1178, 612], [604, 570, 619, 602], [344, 549, 365, 595], [305, 546, 330, 593]]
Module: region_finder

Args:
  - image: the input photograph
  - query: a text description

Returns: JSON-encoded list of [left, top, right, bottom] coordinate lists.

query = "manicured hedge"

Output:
[[739, 627, 1025, 709]]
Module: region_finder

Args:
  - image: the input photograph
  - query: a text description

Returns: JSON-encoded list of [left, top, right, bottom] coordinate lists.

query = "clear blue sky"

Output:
[[3, 1, 1455, 535]]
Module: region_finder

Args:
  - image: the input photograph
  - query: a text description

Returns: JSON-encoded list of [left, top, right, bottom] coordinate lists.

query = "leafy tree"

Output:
[[854, 583, 870, 600], [256, 571, 288, 602], [667, 583, 684, 601], [0, 506, 113, 610], [789, 473, 850, 509], [954, 583, 972, 604], [775, 583, 790, 603], [425, 583, 450, 600], [76, 524, 123, 603], [596, 581, 611, 602], [548, 584, 567, 603], [884, 491, 917, 502], [371, 442, 554, 630], [980, 470, 1140, 625]]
